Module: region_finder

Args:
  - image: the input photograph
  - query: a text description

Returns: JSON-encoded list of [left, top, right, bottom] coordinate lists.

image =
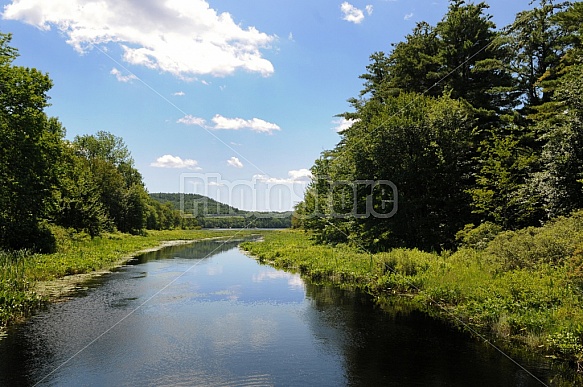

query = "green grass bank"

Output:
[[0, 227, 265, 329], [241, 214, 583, 375]]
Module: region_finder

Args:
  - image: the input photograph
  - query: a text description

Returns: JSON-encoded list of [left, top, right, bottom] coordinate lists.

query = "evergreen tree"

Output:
[[503, 0, 571, 114]]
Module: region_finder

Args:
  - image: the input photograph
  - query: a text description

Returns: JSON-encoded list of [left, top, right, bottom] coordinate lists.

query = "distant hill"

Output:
[[149, 193, 241, 215], [149, 193, 292, 228]]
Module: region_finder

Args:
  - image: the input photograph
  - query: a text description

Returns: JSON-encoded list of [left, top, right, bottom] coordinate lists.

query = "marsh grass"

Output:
[[241, 220, 583, 373], [0, 227, 265, 328]]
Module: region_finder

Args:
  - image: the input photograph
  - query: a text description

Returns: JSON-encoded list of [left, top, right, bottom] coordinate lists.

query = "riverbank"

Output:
[[241, 215, 583, 380], [0, 228, 264, 330]]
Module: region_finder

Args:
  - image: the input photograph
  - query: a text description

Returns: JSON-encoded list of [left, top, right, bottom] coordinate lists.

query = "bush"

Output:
[[485, 212, 583, 270], [567, 244, 583, 290], [456, 222, 503, 250]]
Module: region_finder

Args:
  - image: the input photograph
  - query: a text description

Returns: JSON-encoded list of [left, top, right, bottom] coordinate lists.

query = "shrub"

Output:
[[485, 212, 583, 270], [456, 222, 503, 250]]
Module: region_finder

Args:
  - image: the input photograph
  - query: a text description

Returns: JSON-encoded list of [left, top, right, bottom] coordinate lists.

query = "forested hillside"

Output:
[[149, 193, 242, 216], [295, 0, 583, 251], [149, 193, 293, 228]]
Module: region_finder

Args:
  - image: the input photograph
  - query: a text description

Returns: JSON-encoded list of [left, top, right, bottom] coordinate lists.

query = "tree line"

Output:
[[151, 193, 293, 228], [294, 0, 583, 251], [0, 32, 197, 252]]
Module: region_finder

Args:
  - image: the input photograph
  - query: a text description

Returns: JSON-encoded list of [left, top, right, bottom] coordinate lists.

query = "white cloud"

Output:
[[254, 169, 312, 185], [333, 117, 360, 132], [173, 91, 185, 96], [404, 12, 414, 20], [366, 5, 374, 16], [340, 2, 365, 24], [227, 156, 243, 168], [177, 114, 280, 134], [287, 169, 312, 182], [211, 114, 281, 134], [2, 0, 275, 78], [151, 154, 200, 170], [110, 67, 137, 82], [177, 115, 206, 126], [288, 32, 294, 41]]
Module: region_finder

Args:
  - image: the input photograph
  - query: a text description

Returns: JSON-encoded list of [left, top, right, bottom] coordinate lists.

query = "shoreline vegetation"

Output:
[[0, 228, 265, 332], [241, 214, 583, 382]]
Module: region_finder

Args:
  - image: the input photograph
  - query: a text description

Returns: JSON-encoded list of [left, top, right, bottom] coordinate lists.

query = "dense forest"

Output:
[[0, 32, 291, 253], [294, 0, 583, 252]]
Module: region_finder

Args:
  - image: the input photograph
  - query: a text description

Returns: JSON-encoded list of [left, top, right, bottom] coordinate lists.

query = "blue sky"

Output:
[[1, 0, 533, 211]]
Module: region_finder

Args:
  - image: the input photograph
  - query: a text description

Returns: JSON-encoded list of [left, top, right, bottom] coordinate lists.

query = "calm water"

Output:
[[0, 239, 560, 386]]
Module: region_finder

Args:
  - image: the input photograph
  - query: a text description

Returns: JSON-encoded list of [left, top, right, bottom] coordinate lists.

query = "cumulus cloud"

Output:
[[110, 67, 137, 82], [211, 114, 281, 134], [287, 169, 313, 182], [173, 91, 185, 96], [2, 0, 275, 78], [404, 13, 414, 20], [227, 156, 243, 168], [254, 169, 312, 184], [340, 2, 365, 24], [151, 154, 200, 170], [333, 117, 360, 132], [177, 115, 206, 126], [177, 114, 280, 134], [366, 5, 374, 16]]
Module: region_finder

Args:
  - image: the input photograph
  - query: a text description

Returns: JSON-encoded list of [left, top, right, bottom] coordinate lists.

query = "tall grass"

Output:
[[0, 250, 43, 326]]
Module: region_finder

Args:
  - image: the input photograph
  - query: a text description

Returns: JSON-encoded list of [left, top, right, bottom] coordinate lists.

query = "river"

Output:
[[0, 238, 560, 386]]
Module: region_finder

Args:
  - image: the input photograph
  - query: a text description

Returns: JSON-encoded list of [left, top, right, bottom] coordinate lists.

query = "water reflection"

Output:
[[0, 239, 570, 386], [303, 283, 555, 386], [130, 238, 245, 264]]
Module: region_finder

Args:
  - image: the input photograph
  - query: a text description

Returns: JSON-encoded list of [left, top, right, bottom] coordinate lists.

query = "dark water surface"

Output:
[[0, 239, 559, 386]]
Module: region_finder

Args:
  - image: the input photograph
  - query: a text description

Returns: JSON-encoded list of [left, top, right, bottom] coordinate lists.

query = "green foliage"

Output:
[[72, 132, 149, 234], [0, 32, 64, 251], [300, 92, 477, 250], [51, 143, 107, 237], [526, 64, 583, 220], [434, 0, 513, 112], [469, 125, 542, 229], [0, 250, 43, 326], [360, 0, 514, 113], [455, 222, 503, 250], [485, 211, 583, 270], [503, 0, 571, 112], [297, 0, 583, 251], [0, 31, 217, 251]]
